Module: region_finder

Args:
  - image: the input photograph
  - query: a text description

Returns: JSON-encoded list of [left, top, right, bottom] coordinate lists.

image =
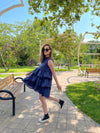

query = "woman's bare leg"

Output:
[[39, 94, 50, 122], [47, 95, 64, 108], [39, 94, 48, 114], [47, 96, 59, 103]]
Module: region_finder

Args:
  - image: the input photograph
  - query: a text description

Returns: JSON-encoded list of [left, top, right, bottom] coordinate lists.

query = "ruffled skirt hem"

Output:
[[23, 81, 51, 98]]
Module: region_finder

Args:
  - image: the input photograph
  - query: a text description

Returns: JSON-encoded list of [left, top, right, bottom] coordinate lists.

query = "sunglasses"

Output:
[[43, 48, 50, 52]]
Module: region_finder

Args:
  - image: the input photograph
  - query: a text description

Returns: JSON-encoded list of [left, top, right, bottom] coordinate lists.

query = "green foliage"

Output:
[[28, 0, 100, 28], [0, 19, 56, 71], [79, 42, 100, 65], [0, 22, 16, 71], [45, 29, 79, 69], [53, 50, 65, 65], [66, 81, 100, 123]]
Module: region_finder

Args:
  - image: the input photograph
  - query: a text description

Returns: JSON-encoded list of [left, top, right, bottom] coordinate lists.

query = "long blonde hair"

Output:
[[39, 44, 53, 63]]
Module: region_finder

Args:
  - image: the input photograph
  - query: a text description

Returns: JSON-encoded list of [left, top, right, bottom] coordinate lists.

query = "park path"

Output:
[[0, 70, 100, 133]]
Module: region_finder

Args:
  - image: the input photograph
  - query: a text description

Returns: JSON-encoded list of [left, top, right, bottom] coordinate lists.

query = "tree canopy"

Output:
[[44, 29, 79, 69], [0, 19, 58, 71], [28, 0, 100, 27]]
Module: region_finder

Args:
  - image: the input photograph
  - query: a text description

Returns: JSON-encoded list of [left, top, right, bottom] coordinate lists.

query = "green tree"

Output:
[[0, 22, 15, 71], [28, 0, 100, 27], [0, 19, 60, 70], [45, 29, 79, 69], [21, 19, 55, 64], [53, 50, 64, 68]]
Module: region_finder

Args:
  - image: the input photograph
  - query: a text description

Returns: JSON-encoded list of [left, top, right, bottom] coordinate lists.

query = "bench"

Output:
[[85, 68, 100, 78], [0, 74, 25, 116]]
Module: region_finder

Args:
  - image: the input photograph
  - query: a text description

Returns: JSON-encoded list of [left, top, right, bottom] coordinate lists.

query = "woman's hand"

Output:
[[57, 84, 62, 91], [26, 73, 29, 77], [26, 72, 32, 77]]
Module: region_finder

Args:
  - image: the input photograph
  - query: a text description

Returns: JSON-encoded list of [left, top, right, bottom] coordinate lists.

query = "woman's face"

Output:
[[43, 45, 51, 57]]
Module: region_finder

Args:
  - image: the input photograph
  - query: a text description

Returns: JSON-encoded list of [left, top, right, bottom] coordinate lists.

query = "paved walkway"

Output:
[[0, 70, 100, 133]]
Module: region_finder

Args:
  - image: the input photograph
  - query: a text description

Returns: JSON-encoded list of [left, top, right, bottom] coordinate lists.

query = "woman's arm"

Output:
[[48, 60, 62, 91]]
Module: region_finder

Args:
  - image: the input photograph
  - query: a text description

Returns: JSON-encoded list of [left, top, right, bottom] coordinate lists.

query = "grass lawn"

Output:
[[0, 74, 26, 78], [55, 68, 72, 71], [66, 81, 100, 124], [0, 66, 71, 78], [0, 66, 36, 73]]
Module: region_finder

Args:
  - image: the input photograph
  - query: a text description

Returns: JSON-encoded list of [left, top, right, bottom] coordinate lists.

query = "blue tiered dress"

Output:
[[22, 57, 52, 98]]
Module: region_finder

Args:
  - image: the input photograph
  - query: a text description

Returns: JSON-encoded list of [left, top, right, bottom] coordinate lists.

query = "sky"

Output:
[[0, 0, 100, 41]]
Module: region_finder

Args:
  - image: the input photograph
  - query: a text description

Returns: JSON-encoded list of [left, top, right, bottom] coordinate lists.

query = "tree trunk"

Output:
[[0, 53, 8, 71]]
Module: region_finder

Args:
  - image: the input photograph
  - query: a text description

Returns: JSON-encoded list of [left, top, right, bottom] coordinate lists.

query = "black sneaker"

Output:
[[59, 99, 64, 108], [39, 114, 50, 123]]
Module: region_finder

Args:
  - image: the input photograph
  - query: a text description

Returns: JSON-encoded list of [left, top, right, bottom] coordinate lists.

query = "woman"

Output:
[[22, 44, 64, 123]]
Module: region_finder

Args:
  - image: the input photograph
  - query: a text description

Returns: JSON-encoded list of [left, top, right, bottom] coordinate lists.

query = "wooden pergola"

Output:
[[78, 32, 100, 73], [0, 0, 24, 16]]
